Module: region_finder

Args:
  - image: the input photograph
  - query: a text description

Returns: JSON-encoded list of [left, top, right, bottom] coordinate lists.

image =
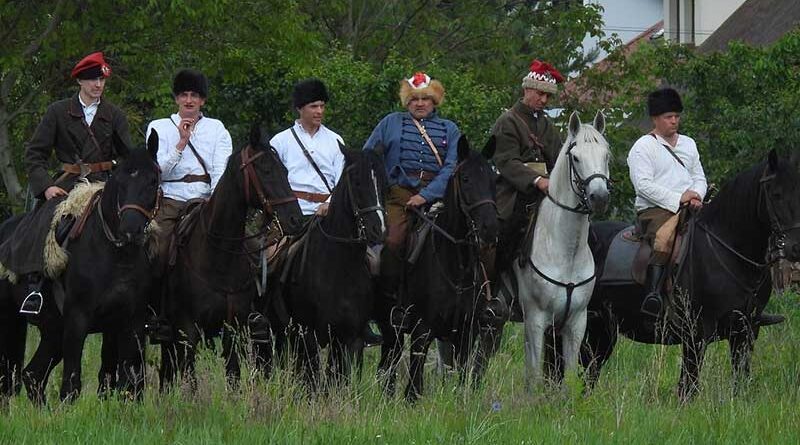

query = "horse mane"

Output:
[[697, 159, 765, 235]]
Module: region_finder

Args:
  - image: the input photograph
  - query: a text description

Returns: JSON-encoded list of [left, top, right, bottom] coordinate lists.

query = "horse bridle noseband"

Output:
[[240, 144, 299, 238], [546, 141, 611, 215]]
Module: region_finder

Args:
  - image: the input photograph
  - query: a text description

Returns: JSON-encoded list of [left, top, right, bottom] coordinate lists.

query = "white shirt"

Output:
[[79, 95, 100, 126], [270, 121, 345, 215], [147, 114, 233, 202], [627, 133, 707, 213]]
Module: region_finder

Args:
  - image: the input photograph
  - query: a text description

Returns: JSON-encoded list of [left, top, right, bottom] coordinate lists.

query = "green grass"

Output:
[[2, 294, 800, 444]]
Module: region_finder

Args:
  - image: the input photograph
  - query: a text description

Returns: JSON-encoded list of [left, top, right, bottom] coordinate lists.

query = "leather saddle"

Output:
[[598, 225, 687, 289]]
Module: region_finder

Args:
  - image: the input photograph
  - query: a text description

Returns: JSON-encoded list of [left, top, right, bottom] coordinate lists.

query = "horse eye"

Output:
[[462, 175, 470, 183], [572, 155, 581, 163]]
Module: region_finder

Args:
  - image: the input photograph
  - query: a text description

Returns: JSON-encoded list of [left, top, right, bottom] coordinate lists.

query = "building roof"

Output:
[[698, 0, 800, 54]]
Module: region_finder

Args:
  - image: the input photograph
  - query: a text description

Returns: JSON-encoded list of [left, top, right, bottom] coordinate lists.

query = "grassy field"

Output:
[[1, 294, 799, 444]]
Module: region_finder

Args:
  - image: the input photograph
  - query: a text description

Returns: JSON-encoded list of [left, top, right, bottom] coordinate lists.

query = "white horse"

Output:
[[512, 111, 610, 386]]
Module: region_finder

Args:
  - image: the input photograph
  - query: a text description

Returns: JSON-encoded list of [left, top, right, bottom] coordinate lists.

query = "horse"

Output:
[[493, 111, 610, 388], [0, 133, 162, 404], [158, 125, 303, 390], [581, 148, 800, 401], [376, 135, 499, 402], [259, 146, 387, 389]]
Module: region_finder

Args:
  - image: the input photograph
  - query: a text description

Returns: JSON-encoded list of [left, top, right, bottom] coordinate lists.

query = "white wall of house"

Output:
[[664, 0, 747, 45], [582, 0, 662, 62]]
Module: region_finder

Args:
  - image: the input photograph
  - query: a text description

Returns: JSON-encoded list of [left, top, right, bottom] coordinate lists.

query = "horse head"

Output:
[[555, 111, 611, 215], [338, 142, 388, 244], [763, 148, 800, 261], [108, 129, 162, 247], [453, 135, 498, 246], [241, 124, 303, 236]]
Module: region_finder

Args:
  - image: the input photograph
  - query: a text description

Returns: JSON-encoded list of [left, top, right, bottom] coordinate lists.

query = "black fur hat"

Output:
[[647, 88, 683, 116], [173, 69, 208, 98], [292, 78, 329, 109]]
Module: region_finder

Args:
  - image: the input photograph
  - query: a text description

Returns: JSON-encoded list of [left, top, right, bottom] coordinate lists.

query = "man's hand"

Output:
[[176, 117, 195, 152], [315, 202, 330, 216], [44, 186, 68, 200], [688, 197, 703, 210], [535, 177, 549, 194], [405, 194, 427, 208], [680, 190, 701, 205]]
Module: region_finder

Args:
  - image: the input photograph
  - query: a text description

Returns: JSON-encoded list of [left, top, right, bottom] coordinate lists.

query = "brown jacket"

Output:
[[24, 94, 133, 199], [490, 100, 562, 220]]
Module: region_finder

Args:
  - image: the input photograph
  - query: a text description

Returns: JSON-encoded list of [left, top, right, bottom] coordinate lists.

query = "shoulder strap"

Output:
[[510, 108, 545, 151], [650, 133, 686, 168], [290, 127, 333, 193], [171, 118, 211, 178], [411, 118, 443, 166]]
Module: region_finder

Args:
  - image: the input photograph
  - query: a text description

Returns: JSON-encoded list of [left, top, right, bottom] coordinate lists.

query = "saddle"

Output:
[[168, 199, 207, 267], [598, 224, 687, 290]]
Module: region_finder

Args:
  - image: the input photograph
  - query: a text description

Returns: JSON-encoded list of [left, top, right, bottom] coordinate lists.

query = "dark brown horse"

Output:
[[0, 134, 162, 403], [580, 149, 800, 401], [158, 126, 302, 389]]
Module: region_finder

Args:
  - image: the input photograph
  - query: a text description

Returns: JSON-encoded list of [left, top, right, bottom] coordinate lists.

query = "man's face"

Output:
[[298, 100, 326, 128], [174, 91, 206, 117], [652, 112, 681, 137], [77, 77, 106, 102], [522, 88, 551, 111], [407, 95, 435, 119]]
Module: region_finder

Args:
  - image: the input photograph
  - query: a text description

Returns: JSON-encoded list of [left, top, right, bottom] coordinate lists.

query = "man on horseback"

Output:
[[629, 87, 706, 318], [146, 69, 232, 339], [490, 59, 564, 313], [363, 72, 461, 330], [270, 79, 344, 220], [0, 51, 134, 314]]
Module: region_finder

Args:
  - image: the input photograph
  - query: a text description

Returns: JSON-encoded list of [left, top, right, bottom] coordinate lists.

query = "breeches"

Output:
[[154, 197, 187, 273], [637, 207, 680, 265], [384, 186, 417, 254]]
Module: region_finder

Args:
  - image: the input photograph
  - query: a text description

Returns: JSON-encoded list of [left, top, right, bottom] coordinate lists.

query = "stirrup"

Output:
[[19, 291, 43, 315], [640, 293, 663, 319], [390, 305, 413, 332], [145, 318, 174, 344], [247, 312, 270, 344]]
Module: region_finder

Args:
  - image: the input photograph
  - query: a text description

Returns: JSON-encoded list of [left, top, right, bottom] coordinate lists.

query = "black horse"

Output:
[[260, 147, 387, 389], [158, 126, 303, 389], [377, 136, 498, 402], [581, 149, 800, 401], [0, 134, 162, 404]]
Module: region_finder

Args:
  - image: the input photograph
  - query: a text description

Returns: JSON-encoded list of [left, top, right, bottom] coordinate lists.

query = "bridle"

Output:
[[98, 160, 163, 248], [239, 144, 298, 239], [546, 141, 611, 215], [315, 162, 386, 244]]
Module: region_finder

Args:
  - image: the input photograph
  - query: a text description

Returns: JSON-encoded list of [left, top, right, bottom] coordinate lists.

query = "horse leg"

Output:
[[222, 320, 243, 390], [97, 332, 119, 398], [23, 322, 63, 406], [543, 328, 563, 385], [561, 309, 589, 380], [59, 313, 90, 402], [377, 325, 403, 397], [475, 322, 504, 388], [296, 329, 320, 392], [728, 310, 755, 395], [0, 309, 26, 398], [677, 336, 706, 403], [404, 326, 432, 403], [115, 326, 146, 401], [523, 309, 547, 390], [580, 307, 618, 390], [437, 339, 456, 377]]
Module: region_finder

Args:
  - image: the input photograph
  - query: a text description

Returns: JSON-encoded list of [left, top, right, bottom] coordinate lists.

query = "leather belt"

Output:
[[405, 170, 436, 181], [62, 161, 115, 175], [293, 190, 330, 203], [163, 173, 211, 184]]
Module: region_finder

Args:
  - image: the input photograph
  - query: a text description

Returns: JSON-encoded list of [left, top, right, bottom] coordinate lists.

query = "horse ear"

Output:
[[481, 135, 496, 160], [768, 148, 779, 172], [249, 122, 264, 148], [568, 111, 582, 139], [146, 129, 159, 161], [457, 135, 470, 162], [593, 110, 606, 135]]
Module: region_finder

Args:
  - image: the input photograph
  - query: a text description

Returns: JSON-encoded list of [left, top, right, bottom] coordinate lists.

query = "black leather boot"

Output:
[[640, 264, 666, 318], [362, 322, 383, 347]]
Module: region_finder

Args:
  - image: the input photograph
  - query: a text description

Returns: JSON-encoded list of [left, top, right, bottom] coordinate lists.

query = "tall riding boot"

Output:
[[640, 264, 666, 318], [19, 273, 44, 315]]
